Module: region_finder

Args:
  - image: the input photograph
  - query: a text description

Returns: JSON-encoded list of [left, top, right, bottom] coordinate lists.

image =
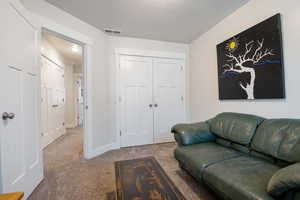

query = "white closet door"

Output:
[[120, 56, 154, 147], [153, 58, 185, 143], [0, 1, 43, 198]]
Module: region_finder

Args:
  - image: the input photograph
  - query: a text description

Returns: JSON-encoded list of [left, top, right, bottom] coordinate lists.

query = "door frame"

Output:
[[115, 48, 187, 148], [74, 73, 84, 127], [40, 28, 93, 159], [11, 0, 95, 159]]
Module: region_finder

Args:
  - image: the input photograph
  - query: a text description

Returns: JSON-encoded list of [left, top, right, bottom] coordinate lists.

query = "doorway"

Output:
[[40, 30, 85, 148]]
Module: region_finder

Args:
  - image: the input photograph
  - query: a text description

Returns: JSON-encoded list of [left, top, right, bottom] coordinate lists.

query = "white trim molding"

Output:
[[82, 45, 94, 159], [86, 143, 114, 159], [115, 48, 186, 60], [10, 0, 39, 29]]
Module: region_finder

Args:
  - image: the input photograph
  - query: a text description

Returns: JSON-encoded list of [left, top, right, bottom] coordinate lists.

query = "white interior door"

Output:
[[0, 1, 43, 198], [41, 57, 65, 148], [153, 58, 185, 143], [120, 56, 154, 147]]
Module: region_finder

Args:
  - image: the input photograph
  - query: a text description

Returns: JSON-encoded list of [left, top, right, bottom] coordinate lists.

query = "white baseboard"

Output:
[[86, 141, 120, 159], [86, 143, 113, 159], [85, 136, 177, 160], [155, 136, 175, 144], [42, 128, 64, 149], [85, 136, 176, 160], [111, 142, 120, 150]]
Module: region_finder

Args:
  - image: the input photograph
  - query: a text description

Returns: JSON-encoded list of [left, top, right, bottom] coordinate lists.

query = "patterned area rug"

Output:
[[115, 157, 186, 200]]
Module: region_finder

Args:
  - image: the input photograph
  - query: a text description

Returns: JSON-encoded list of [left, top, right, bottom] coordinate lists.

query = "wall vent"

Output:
[[104, 29, 121, 34]]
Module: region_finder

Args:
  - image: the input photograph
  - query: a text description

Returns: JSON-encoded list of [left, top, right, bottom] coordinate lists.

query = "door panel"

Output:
[[153, 58, 185, 143], [0, 1, 43, 198], [23, 74, 39, 169], [0, 67, 25, 191], [120, 56, 154, 147]]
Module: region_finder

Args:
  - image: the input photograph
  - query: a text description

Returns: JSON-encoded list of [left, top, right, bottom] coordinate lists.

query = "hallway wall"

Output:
[[64, 64, 76, 128], [41, 39, 67, 66]]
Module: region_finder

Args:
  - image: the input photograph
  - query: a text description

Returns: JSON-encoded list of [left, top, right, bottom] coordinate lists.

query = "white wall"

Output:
[[189, 0, 300, 122], [64, 64, 76, 128], [108, 36, 190, 145], [21, 0, 111, 157]]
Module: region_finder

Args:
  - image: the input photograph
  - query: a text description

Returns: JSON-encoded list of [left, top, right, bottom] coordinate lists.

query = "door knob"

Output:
[[149, 104, 153, 108], [2, 112, 15, 120], [154, 104, 158, 107]]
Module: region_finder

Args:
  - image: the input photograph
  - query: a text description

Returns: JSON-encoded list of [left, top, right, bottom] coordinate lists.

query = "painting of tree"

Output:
[[217, 14, 285, 100]]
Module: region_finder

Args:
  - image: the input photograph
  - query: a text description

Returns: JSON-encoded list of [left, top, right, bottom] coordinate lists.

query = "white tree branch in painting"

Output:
[[222, 39, 275, 99]]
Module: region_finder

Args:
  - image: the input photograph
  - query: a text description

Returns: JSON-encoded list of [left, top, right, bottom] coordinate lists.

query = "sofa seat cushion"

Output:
[[203, 155, 280, 200], [174, 143, 241, 179], [210, 112, 264, 145]]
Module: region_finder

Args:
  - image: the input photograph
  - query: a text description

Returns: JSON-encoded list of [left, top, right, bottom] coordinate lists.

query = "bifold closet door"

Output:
[[120, 56, 154, 147], [153, 58, 185, 143]]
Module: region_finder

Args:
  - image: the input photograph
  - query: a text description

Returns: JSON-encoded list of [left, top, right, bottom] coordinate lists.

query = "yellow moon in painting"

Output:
[[226, 37, 239, 52], [229, 42, 236, 49]]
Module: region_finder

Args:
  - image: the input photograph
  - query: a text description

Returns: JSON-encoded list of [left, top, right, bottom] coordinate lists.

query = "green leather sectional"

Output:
[[172, 112, 300, 200]]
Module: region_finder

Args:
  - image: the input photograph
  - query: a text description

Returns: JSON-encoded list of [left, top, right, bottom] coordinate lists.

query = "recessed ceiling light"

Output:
[[72, 45, 80, 53]]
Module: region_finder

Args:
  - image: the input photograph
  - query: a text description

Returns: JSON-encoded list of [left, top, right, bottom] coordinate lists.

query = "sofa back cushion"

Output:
[[251, 119, 300, 163], [210, 112, 264, 146]]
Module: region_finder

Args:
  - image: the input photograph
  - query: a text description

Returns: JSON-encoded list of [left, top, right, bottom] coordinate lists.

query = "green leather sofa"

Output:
[[172, 112, 300, 200]]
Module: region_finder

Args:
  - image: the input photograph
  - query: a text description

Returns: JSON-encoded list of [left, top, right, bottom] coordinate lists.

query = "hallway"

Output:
[[29, 128, 216, 200]]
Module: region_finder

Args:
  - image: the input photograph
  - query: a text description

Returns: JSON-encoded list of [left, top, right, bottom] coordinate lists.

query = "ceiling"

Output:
[[42, 31, 83, 69], [45, 0, 250, 43]]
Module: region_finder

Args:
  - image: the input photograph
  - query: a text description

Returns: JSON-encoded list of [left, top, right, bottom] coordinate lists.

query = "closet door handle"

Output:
[[149, 104, 153, 108], [154, 104, 158, 108], [2, 112, 15, 120]]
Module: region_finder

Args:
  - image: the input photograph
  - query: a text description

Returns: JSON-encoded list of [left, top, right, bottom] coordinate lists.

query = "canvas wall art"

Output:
[[217, 14, 285, 100]]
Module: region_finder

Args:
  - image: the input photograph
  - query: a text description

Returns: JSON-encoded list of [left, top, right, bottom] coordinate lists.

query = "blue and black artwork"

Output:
[[217, 14, 285, 100]]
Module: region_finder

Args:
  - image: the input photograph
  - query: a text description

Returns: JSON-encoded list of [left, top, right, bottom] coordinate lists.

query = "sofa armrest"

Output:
[[267, 162, 300, 197], [171, 121, 216, 146]]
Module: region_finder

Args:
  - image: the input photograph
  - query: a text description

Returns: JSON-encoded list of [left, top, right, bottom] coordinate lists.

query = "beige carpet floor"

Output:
[[29, 127, 217, 200]]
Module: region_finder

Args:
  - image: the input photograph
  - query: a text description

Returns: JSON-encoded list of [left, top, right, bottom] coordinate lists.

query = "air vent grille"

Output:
[[104, 29, 121, 34]]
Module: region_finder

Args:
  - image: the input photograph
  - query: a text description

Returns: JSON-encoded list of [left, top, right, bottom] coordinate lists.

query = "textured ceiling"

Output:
[[45, 0, 250, 43]]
